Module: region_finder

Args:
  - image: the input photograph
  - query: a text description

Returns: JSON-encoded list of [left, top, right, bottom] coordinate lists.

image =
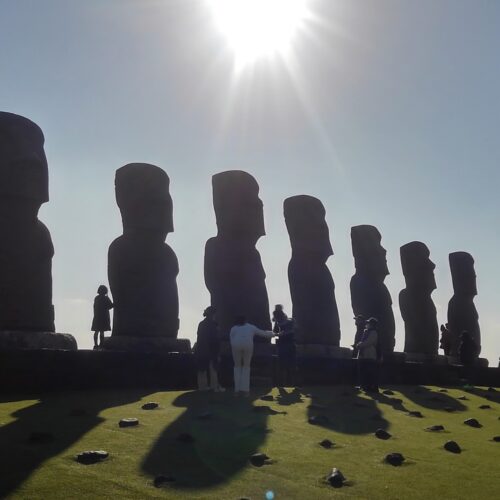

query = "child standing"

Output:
[[91, 285, 113, 348]]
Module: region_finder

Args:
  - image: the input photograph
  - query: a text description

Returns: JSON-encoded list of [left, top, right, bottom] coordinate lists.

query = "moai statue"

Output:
[[447, 252, 480, 359], [350, 225, 395, 357], [0, 112, 76, 349], [399, 241, 439, 359], [284, 195, 341, 347], [204, 170, 271, 341], [106, 163, 189, 352]]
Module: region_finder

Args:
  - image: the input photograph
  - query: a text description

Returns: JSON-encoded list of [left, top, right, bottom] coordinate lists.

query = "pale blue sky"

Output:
[[1, 0, 499, 364]]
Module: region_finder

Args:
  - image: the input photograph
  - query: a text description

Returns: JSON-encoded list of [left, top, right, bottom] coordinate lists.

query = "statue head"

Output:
[[284, 195, 333, 260], [212, 170, 265, 242], [449, 251, 477, 297], [0, 112, 49, 216], [115, 163, 173, 239], [400, 241, 436, 292], [351, 225, 389, 279]]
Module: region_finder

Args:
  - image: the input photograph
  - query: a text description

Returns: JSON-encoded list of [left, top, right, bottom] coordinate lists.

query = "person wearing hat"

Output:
[[194, 306, 224, 392], [355, 317, 380, 393], [351, 314, 365, 358]]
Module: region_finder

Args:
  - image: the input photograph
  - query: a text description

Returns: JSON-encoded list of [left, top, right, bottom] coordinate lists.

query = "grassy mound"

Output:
[[0, 385, 498, 499]]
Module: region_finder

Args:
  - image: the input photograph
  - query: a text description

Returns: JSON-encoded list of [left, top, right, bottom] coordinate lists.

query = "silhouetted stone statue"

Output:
[[105, 163, 189, 352], [399, 241, 439, 360], [284, 195, 342, 351], [0, 112, 76, 349], [447, 252, 480, 360], [350, 225, 395, 358], [204, 171, 271, 342]]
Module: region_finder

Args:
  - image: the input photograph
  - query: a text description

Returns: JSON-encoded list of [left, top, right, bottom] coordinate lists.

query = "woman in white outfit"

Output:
[[229, 316, 274, 395]]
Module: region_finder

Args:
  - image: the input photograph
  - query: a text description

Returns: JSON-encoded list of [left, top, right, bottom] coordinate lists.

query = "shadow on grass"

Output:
[[300, 386, 392, 435], [463, 387, 500, 404], [397, 386, 467, 412], [0, 389, 149, 498], [141, 388, 273, 489]]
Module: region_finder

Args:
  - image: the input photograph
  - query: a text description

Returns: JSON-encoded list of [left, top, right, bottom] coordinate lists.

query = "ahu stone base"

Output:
[[101, 336, 191, 353], [0, 330, 77, 350], [296, 344, 352, 359]]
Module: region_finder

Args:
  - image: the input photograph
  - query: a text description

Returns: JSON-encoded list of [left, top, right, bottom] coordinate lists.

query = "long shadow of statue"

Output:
[[277, 386, 392, 435], [0, 389, 149, 498], [141, 389, 274, 489], [397, 385, 467, 413]]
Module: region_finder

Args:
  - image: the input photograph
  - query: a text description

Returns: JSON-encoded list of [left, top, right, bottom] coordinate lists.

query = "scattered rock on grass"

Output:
[[385, 453, 405, 466], [142, 402, 159, 410], [119, 418, 139, 428], [444, 407, 456, 413], [308, 415, 330, 425], [407, 411, 423, 418], [326, 468, 346, 488], [487, 387, 497, 392], [319, 439, 334, 449], [491, 436, 500, 442], [249, 453, 270, 467], [375, 429, 391, 440], [464, 418, 482, 428], [176, 433, 195, 444], [76, 450, 108, 464], [444, 441, 461, 454], [153, 475, 175, 488], [28, 431, 54, 444], [457, 396, 469, 401], [425, 425, 445, 432], [382, 390, 394, 396], [479, 405, 491, 410], [260, 395, 274, 402], [439, 389, 448, 393]]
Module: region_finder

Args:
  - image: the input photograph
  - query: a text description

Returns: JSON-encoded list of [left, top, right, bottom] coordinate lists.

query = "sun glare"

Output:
[[208, 0, 310, 69]]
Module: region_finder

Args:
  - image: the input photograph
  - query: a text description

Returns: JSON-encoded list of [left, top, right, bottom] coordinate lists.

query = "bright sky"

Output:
[[1, 0, 499, 364]]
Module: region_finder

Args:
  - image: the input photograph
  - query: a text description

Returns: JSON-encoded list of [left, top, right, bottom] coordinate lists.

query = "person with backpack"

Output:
[[355, 317, 380, 393]]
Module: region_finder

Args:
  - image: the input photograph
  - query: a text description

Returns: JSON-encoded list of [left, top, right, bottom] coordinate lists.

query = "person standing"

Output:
[[194, 306, 224, 392], [272, 304, 288, 333], [351, 314, 365, 358], [229, 316, 274, 395], [439, 323, 451, 356], [91, 285, 113, 348], [355, 317, 380, 393]]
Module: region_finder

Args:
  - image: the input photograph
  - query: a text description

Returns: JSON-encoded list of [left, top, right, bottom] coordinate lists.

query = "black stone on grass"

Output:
[[308, 415, 330, 425], [492, 436, 500, 442], [249, 453, 270, 467], [153, 475, 175, 488], [326, 468, 346, 488], [142, 402, 159, 410], [444, 407, 455, 413], [375, 429, 391, 440], [457, 396, 469, 401], [385, 453, 405, 466], [444, 441, 461, 454], [464, 418, 482, 428], [260, 395, 274, 402], [176, 433, 195, 444], [425, 425, 445, 432], [479, 405, 491, 410], [487, 387, 497, 392], [382, 390, 394, 396], [319, 439, 334, 449], [407, 411, 423, 418], [76, 450, 108, 464], [119, 418, 139, 428]]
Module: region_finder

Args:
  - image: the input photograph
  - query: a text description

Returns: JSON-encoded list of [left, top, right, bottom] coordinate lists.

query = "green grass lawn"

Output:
[[0, 385, 499, 499]]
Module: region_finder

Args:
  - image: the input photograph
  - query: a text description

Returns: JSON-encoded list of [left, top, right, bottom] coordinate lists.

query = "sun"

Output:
[[208, 0, 310, 69]]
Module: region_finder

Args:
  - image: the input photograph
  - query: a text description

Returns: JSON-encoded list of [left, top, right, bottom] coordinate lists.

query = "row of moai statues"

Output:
[[0, 112, 482, 363]]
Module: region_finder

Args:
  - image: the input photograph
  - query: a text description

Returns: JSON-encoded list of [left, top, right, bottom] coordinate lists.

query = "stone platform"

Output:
[[101, 336, 191, 353], [0, 330, 77, 350]]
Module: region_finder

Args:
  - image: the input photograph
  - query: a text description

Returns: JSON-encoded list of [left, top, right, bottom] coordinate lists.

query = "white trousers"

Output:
[[232, 343, 253, 392]]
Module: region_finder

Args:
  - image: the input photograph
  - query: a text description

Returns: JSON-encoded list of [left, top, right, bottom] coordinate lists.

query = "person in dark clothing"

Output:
[[439, 323, 451, 356], [195, 306, 224, 392], [276, 318, 297, 387], [272, 304, 288, 333], [459, 330, 477, 366], [351, 314, 365, 358], [91, 285, 113, 348], [356, 317, 380, 393]]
